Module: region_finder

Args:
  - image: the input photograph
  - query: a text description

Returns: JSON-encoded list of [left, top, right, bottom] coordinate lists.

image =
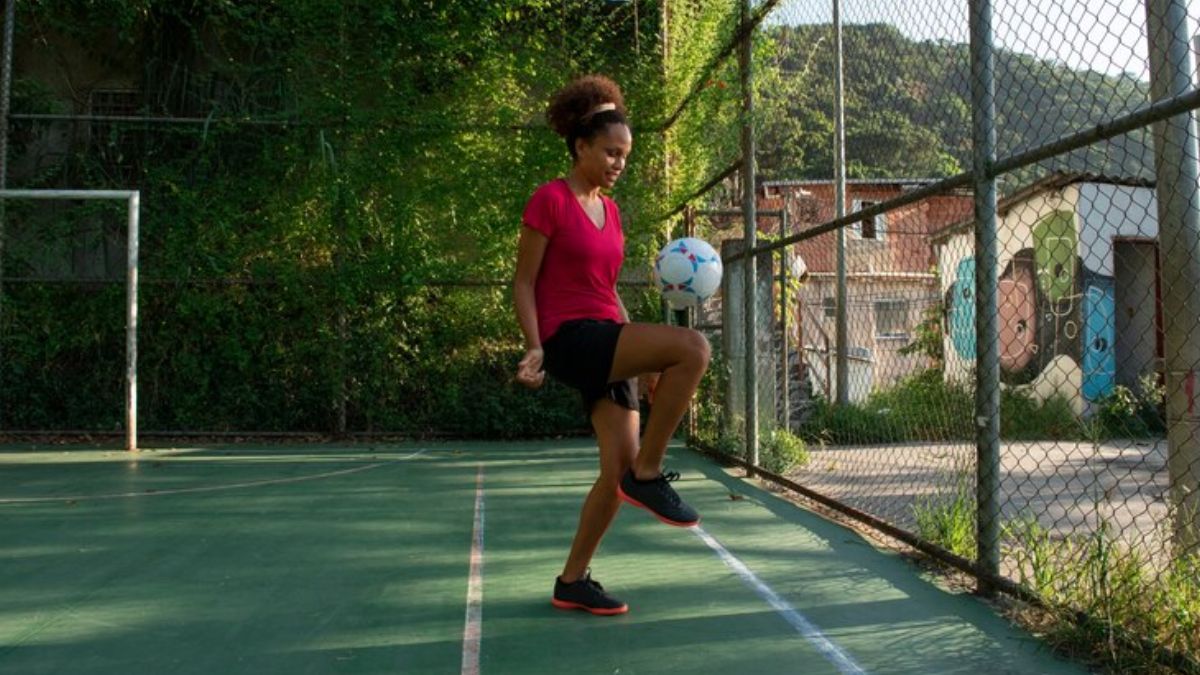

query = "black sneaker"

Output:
[[551, 570, 628, 615], [617, 469, 700, 527]]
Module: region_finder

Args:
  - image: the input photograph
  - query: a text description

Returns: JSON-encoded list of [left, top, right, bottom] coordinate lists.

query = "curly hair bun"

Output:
[[546, 75, 627, 138]]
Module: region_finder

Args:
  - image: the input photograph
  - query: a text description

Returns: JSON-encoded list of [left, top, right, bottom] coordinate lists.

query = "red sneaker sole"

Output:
[[616, 485, 700, 528], [551, 598, 629, 615]]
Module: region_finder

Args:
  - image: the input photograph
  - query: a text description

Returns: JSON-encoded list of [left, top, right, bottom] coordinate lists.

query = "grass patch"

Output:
[[912, 474, 977, 559], [759, 427, 810, 474], [1003, 517, 1200, 671], [999, 389, 1081, 440], [799, 368, 1089, 445], [800, 369, 971, 444]]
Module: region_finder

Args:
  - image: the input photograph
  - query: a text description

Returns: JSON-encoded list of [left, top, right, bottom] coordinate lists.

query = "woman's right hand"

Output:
[[515, 347, 545, 389]]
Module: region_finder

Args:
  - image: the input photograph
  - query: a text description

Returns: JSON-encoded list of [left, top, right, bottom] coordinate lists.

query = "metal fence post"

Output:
[[969, 0, 1001, 592], [0, 0, 15, 431], [740, 0, 759, 471], [684, 206, 697, 441], [833, 0, 849, 406], [780, 205, 790, 430], [1145, 0, 1200, 554]]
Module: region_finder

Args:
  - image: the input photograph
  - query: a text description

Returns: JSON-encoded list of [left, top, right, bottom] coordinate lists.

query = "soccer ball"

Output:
[[653, 237, 723, 309]]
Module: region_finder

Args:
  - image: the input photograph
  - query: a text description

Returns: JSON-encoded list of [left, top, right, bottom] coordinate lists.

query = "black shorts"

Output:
[[542, 318, 637, 418]]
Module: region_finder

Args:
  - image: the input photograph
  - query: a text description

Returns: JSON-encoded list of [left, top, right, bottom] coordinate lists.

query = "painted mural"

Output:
[[947, 257, 976, 361], [943, 208, 1117, 408]]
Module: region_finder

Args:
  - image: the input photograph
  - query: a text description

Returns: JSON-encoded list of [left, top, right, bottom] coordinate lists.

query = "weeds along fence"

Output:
[[686, 0, 1200, 669]]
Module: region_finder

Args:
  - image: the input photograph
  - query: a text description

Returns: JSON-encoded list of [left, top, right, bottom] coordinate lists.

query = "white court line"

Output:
[[692, 525, 867, 675], [462, 464, 486, 675], [0, 449, 428, 504]]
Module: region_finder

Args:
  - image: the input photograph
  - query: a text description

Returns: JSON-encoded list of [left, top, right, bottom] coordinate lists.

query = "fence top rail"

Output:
[[696, 209, 783, 218], [0, 189, 138, 200], [805, 271, 937, 280]]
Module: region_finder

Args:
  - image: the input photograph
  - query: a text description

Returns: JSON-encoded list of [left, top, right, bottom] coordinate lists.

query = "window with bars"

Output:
[[874, 299, 909, 338], [852, 199, 887, 241]]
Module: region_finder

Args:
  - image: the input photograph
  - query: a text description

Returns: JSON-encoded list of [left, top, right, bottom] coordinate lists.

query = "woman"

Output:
[[513, 75, 711, 616]]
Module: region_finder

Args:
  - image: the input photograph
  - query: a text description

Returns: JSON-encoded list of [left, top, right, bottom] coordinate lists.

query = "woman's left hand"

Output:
[[516, 347, 546, 389]]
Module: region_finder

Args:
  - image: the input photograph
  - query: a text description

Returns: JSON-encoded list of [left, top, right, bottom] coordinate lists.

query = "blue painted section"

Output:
[[1081, 276, 1116, 401], [949, 257, 977, 360]]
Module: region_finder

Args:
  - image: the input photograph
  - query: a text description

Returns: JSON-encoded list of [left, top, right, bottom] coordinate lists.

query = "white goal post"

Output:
[[0, 189, 140, 451]]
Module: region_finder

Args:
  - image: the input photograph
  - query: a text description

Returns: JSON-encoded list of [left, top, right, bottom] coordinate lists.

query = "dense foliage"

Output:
[[6, 1, 745, 433]]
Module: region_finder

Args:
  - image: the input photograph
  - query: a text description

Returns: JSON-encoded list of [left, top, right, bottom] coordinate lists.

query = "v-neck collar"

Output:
[[562, 178, 607, 231]]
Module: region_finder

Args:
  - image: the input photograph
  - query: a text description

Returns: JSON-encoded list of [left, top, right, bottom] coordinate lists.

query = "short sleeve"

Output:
[[522, 183, 560, 239]]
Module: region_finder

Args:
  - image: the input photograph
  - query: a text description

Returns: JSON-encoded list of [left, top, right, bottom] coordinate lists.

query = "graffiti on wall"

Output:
[[944, 209, 1116, 406]]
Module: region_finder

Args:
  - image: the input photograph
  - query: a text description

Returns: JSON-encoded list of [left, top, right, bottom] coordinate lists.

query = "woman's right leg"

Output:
[[607, 323, 710, 479]]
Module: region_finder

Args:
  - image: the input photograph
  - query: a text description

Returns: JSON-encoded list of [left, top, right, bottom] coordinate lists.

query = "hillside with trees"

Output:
[[754, 23, 1154, 187]]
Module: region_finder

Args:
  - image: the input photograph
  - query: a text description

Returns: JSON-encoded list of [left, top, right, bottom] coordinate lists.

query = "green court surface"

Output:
[[0, 439, 1087, 674]]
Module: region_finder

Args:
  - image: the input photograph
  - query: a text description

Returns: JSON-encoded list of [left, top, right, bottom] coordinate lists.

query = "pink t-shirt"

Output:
[[522, 178, 625, 342]]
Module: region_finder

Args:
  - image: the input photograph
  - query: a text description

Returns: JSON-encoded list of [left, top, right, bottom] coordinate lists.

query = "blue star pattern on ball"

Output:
[[653, 237, 723, 310]]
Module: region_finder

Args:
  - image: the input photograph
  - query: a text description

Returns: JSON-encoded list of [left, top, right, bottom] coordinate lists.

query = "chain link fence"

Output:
[[689, 0, 1200, 668]]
